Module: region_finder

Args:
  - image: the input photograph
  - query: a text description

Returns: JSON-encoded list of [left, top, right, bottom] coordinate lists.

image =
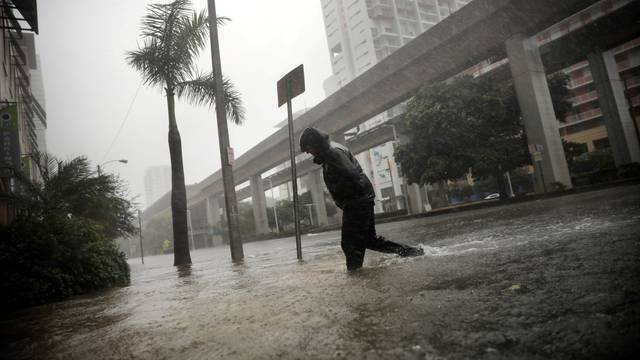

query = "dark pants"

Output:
[[341, 204, 414, 270]]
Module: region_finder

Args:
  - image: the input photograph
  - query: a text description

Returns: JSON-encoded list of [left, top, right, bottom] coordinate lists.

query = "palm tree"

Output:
[[126, 0, 244, 266]]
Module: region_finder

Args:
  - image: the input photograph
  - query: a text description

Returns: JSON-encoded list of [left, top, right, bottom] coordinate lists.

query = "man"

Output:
[[299, 127, 424, 271]]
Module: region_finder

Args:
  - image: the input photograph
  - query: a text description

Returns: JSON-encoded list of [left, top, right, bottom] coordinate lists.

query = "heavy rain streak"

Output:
[[1, 0, 639, 359]]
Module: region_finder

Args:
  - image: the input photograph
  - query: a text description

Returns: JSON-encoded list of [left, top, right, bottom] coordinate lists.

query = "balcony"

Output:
[[570, 90, 598, 107], [562, 108, 602, 124], [624, 75, 640, 89], [618, 55, 640, 73], [568, 74, 593, 89]]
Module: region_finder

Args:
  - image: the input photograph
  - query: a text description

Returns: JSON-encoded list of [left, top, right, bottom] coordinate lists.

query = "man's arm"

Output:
[[323, 148, 361, 181]]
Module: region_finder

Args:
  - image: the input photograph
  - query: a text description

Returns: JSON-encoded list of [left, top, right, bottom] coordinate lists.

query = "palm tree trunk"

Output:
[[166, 87, 191, 266]]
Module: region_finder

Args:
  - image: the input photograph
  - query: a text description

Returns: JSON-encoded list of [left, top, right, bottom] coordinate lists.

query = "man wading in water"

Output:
[[299, 127, 424, 271]]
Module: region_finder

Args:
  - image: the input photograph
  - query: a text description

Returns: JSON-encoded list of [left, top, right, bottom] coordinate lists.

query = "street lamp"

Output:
[[266, 177, 280, 233], [97, 159, 128, 175]]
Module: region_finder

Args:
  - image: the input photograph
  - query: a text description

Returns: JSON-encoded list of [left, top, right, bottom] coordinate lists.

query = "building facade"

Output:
[[144, 165, 172, 208], [1, 0, 42, 224]]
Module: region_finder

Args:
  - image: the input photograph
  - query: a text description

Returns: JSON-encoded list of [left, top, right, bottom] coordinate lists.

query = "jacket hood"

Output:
[[299, 127, 330, 153]]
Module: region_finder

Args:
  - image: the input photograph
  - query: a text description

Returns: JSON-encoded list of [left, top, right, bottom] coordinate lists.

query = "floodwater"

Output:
[[1, 185, 639, 359]]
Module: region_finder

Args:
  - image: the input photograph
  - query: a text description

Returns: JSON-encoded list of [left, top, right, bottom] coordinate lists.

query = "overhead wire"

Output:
[[100, 81, 143, 163]]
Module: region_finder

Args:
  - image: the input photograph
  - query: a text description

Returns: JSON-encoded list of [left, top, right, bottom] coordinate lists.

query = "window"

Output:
[[331, 43, 343, 59], [593, 137, 610, 150]]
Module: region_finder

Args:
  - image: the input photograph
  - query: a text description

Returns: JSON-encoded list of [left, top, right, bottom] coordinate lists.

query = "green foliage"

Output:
[[395, 73, 571, 198], [162, 239, 173, 254], [570, 149, 616, 174], [139, 212, 174, 256], [618, 162, 640, 179], [1, 154, 133, 311]]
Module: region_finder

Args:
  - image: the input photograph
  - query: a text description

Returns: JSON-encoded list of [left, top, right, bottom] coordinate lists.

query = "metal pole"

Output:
[[537, 160, 547, 193], [268, 177, 279, 233], [207, 0, 243, 262], [286, 79, 302, 261], [138, 210, 144, 264], [387, 158, 398, 210]]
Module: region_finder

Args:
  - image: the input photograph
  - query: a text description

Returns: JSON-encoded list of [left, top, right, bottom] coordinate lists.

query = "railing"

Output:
[[563, 108, 602, 123], [568, 74, 593, 89], [570, 90, 598, 106], [624, 75, 640, 89]]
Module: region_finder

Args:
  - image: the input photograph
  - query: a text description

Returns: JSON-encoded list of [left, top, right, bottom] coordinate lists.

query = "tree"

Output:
[[395, 73, 570, 200], [126, 0, 244, 265], [1, 154, 134, 311]]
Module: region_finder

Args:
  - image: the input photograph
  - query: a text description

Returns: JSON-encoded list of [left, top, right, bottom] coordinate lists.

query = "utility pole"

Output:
[[138, 210, 144, 264], [207, 0, 243, 262]]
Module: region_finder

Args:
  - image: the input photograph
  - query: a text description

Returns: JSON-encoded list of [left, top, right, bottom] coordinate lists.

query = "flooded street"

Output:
[[2, 185, 640, 359]]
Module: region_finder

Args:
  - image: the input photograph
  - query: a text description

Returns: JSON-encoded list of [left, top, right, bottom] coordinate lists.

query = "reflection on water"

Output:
[[0, 186, 638, 359]]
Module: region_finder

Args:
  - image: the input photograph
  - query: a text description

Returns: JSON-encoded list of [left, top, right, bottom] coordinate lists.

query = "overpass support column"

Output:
[[588, 50, 640, 165], [405, 183, 430, 215], [206, 196, 221, 227], [306, 169, 329, 226], [250, 175, 270, 234], [206, 196, 223, 246], [506, 34, 572, 192]]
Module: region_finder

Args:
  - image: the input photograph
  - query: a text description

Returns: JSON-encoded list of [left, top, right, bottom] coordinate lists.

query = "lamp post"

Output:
[[97, 159, 128, 175], [266, 177, 280, 233]]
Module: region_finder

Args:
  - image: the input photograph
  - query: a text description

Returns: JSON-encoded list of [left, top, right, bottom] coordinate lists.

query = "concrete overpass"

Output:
[[143, 0, 640, 245]]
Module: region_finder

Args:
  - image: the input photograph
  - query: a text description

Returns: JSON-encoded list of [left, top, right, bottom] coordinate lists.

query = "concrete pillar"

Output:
[[206, 195, 221, 227], [406, 183, 425, 215], [306, 168, 329, 226], [206, 196, 223, 246], [588, 50, 640, 165], [421, 185, 432, 212], [250, 174, 270, 234], [506, 34, 572, 192]]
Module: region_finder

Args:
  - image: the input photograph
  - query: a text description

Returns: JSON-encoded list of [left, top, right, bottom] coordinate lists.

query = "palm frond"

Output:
[[176, 72, 245, 125], [171, 9, 210, 83], [126, 40, 166, 87]]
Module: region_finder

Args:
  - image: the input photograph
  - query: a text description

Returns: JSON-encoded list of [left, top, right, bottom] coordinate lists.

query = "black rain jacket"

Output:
[[301, 129, 375, 210]]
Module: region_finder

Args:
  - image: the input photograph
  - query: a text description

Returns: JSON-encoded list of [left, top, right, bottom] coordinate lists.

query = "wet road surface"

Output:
[[1, 185, 639, 359]]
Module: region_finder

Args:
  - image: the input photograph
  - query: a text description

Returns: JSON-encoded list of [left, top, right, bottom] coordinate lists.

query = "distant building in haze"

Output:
[[144, 166, 171, 208]]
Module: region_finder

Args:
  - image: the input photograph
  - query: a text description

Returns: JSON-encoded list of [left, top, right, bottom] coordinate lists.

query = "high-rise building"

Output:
[[1, 1, 41, 224], [320, 0, 470, 212], [144, 166, 172, 208]]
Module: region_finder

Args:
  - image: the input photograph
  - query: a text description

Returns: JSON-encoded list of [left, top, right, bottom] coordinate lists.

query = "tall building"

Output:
[[1, 1, 41, 224], [320, 0, 470, 212], [144, 165, 172, 208]]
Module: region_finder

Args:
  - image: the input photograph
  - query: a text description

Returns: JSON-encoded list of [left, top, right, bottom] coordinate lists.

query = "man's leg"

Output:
[[341, 206, 367, 270], [363, 205, 424, 257]]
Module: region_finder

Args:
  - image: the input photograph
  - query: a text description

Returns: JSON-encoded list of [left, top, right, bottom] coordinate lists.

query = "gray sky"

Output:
[[36, 0, 332, 208]]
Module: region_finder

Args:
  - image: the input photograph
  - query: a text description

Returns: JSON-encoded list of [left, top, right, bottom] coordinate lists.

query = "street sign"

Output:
[[277, 64, 305, 107], [227, 147, 235, 166], [532, 152, 543, 162], [528, 143, 544, 154], [277, 65, 306, 261]]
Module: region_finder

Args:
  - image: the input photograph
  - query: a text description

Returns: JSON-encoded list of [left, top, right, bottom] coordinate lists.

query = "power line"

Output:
[[100, 81, 143, 163]]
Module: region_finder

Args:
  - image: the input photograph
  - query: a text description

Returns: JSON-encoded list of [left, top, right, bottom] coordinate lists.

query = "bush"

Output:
[[0, 213, 130, 312], [618, 162, 640, 179]]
